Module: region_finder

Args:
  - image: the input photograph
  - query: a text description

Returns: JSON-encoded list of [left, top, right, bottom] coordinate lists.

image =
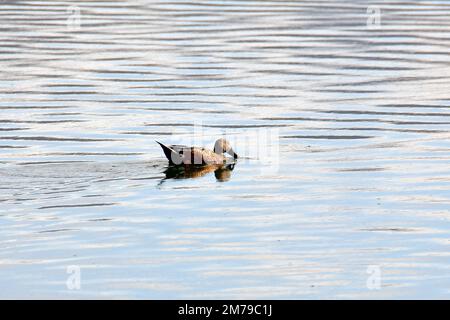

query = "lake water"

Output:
[[1, 0, 450, 299]]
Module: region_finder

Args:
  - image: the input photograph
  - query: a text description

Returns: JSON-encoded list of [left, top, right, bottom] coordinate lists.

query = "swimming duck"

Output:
[[156, 138, 238, 165]]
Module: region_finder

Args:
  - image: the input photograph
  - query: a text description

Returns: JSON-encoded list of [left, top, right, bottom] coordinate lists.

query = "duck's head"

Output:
[[214, 138, 238, 159]]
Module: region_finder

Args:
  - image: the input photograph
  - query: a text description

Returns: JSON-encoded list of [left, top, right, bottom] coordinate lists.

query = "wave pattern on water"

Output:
[[1, 0, 450, 298]]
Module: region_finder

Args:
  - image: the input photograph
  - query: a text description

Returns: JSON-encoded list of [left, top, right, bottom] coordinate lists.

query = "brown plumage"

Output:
[[156, 139, 238, 165]]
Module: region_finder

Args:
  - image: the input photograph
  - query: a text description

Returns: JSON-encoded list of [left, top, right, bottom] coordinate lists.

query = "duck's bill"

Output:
[[227, 148, 238, 159]]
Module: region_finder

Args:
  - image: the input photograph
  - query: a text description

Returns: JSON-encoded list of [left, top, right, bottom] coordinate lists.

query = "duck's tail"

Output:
[[156, 141, 179, 164]]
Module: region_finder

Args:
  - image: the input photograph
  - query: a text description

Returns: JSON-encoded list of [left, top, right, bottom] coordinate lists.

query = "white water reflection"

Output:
[[1, 0, 450, 299]]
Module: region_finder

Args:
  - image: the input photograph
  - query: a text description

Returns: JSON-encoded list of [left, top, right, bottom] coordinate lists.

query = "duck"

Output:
[[156, 138, 238, 165]]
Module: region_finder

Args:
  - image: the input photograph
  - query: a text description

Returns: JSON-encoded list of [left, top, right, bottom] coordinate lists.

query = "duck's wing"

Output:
[[189, 147, 225, 165], [169, 144, 190, 154], [164, 144, 215, 165]]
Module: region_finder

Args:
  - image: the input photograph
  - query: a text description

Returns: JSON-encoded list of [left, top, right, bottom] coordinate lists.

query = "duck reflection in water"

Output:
[[162, 163, 235, 182]]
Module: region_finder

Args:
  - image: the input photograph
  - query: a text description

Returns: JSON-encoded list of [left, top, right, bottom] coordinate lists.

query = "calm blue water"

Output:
[[1, 0, 450, 299]]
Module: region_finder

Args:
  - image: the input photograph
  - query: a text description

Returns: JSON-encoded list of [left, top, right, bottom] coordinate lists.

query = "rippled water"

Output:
[[1, 0, 450, 299]]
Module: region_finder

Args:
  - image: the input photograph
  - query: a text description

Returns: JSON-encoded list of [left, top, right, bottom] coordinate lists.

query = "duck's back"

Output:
[[179, 146, 224, 165]]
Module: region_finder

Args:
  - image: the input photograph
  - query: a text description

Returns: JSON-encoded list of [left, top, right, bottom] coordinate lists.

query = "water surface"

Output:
[[1, 0, 450, 299]]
